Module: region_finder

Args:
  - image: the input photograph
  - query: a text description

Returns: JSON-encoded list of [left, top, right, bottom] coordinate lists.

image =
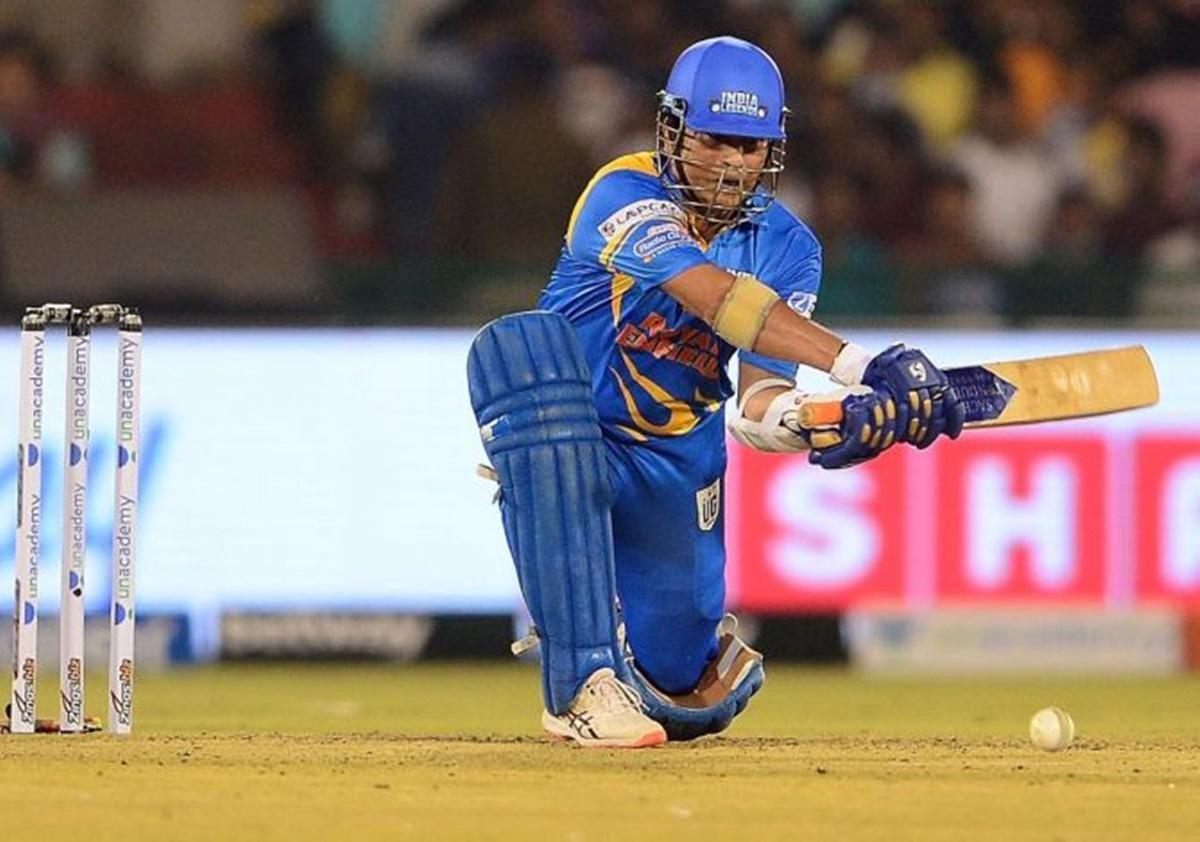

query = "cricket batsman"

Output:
[[468, 36, 965, 747]]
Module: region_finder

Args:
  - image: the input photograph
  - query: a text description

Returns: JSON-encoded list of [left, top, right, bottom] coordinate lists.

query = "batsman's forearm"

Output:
[[751, 300, 846, 373], [663, 264, 849, 373]]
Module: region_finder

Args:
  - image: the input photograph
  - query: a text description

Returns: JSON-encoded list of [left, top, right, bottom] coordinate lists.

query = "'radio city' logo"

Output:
[[710, 91, 768, 119]]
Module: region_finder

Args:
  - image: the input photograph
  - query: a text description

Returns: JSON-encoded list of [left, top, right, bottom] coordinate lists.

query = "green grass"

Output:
[[3, 663, 1199, 840]]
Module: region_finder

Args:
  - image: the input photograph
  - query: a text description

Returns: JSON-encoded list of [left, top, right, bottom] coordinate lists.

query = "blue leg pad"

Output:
[[467, 311, 622, 714]]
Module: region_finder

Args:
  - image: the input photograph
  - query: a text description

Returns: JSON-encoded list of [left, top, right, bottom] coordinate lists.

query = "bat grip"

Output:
[[797, 401, 845, 429]]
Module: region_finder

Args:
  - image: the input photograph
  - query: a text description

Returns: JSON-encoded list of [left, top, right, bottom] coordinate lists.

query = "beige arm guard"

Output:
[[712, 274, 780, 350]]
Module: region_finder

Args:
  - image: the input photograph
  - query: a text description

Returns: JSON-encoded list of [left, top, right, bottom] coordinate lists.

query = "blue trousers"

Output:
[[606, 414, 727, 695]]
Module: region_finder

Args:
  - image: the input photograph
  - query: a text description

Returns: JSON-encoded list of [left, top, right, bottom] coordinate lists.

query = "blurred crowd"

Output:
[[0, 0, 1197, 324]]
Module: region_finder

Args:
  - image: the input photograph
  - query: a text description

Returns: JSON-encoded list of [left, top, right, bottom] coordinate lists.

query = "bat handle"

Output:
[[797, 401, 845, 429]]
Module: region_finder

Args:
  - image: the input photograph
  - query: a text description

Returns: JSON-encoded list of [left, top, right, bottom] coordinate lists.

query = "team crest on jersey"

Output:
[[709, 91, 768, 119], [598, 200, 685, 241], [695, 478, 721, 532]]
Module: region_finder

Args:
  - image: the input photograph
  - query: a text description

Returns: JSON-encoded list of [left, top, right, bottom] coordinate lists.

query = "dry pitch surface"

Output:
[[2, 663, 1199, 840]]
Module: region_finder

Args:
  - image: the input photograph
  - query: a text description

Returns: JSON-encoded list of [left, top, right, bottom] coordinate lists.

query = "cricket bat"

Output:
[[798, 345, 1159, 430]]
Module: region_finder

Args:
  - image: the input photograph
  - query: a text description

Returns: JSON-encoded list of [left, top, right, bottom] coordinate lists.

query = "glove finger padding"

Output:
[[943, 387, 966, 439], [807, 388, 898, 470], [912, 391, 962, 448], [862, 344, 963, 448]]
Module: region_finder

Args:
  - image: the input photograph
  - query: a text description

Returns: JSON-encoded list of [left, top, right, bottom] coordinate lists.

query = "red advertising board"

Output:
[[935, 435, 1109, 602], [729, 444, 907, 610], [1135, 436, 1200, 603], [727, 430, 1200, 611]]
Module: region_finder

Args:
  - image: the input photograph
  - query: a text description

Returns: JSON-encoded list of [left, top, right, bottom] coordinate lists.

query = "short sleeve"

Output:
[[567, 171, 710, 291], [738, 224, 823, 380]]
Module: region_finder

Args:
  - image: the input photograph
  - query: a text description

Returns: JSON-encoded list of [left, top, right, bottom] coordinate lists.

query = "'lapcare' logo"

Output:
[[597, 200, 685, 241]]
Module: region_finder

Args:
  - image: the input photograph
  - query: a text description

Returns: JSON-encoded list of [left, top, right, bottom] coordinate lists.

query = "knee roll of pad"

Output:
[[629, 623, 765, 741], [467, 311, 623, 714]]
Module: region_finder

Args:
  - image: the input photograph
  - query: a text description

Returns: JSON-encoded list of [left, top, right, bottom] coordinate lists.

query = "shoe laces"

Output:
[[587, 671, 645, 714]]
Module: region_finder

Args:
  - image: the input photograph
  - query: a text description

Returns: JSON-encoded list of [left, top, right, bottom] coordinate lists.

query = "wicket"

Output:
[[8, 303, 142, 735]]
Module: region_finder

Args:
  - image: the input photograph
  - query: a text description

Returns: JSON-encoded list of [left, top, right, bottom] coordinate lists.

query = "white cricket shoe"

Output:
[[542, 668, 667, 748]]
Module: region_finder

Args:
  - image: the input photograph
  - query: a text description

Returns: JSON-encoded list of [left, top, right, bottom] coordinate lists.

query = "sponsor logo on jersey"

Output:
[[709, 91, 768, 119], [786, 291, 817, 318], [616, 312, 722, 380], [632, 222, 693, 262], [695, 477, 721, 531], [597, 199, 685, 241]]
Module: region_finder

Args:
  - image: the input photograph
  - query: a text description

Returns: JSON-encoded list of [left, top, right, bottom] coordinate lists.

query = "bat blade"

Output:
[[796, 345, 1159, 430], [955, 345, 1159, 428]]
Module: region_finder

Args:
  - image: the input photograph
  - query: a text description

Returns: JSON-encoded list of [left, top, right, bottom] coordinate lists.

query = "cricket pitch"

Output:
[[2, 663, 1198, 840]]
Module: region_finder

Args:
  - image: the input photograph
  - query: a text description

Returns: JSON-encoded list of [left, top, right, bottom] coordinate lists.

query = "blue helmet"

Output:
[[664, 36, 786, 140], [656, 37, 788, 226]]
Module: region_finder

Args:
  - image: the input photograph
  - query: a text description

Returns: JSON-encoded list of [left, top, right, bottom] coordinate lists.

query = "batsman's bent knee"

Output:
[[628, 617, 765, 741]]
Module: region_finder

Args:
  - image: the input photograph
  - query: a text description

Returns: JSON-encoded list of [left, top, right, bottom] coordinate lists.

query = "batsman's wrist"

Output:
[[831, 342, 871, 386]]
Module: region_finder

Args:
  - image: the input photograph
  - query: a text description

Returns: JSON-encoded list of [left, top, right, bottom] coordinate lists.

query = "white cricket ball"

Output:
[[1029, 706, 1076, 751]]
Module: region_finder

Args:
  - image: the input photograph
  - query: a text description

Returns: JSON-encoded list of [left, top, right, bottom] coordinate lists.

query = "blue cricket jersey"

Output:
[[539, 152, 822, 444]]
